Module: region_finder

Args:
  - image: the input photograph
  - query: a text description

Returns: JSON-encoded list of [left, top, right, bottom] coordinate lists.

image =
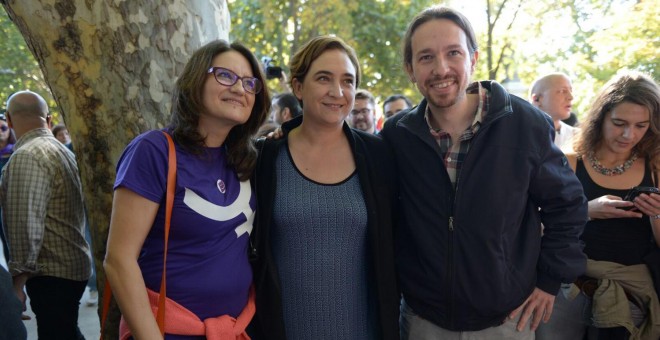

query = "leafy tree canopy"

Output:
[[2, 1, 657, 121], [229, 0, 658, 119], [0, 12, 60, 121]]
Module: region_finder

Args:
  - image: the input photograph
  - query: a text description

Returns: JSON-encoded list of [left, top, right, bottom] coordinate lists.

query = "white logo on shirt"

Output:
[[183, 180, 254, 237]]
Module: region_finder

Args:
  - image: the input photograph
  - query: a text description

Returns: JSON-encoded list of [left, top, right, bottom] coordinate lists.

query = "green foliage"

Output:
[[228, 0, 435, 107], [506, 0, 658, 118], [584, 0, 659, 80], [0, 12, 61, 122], [4, 1, 657, 123]]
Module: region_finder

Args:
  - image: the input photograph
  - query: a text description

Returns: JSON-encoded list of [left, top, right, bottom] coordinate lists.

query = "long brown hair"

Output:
[[169, 40, 270, 180], [574, 71, 660, 170]]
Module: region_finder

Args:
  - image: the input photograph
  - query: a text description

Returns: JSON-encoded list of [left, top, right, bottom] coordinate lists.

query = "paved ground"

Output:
[[23, 287, 101, 340]]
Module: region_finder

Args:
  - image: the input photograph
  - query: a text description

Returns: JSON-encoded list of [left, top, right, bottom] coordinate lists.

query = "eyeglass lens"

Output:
[[210, 67, 262, 94], [0, 125, 8, 132]]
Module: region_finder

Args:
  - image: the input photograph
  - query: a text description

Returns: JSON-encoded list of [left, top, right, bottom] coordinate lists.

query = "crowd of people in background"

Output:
[[0, 4, 658, 340]]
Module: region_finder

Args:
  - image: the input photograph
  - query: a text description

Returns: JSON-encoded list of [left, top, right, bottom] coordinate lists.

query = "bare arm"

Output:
[[103, 188, 162, 340]]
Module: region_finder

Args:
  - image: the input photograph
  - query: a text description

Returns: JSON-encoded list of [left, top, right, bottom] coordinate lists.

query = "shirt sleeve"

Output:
[[5, 151, 51, 276], [114, 130, 169, 203]]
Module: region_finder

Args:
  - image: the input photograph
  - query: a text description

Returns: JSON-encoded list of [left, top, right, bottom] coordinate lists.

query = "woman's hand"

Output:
[[588, 195, 643, 220], [632, 192, 660, 218]]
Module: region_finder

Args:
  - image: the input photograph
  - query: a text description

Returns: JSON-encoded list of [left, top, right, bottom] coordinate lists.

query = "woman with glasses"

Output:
[[536, 72, 660, 340], [249, 35, 399, 339], [104, 40, 269, 339]]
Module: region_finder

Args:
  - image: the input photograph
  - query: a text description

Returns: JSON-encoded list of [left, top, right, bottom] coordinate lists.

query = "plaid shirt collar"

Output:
[[422, 82, 490, 188], [14, 128, 53, 151]]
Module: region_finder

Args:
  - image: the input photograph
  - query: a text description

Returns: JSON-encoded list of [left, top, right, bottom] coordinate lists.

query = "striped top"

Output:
[[271, 144, 376, 339]]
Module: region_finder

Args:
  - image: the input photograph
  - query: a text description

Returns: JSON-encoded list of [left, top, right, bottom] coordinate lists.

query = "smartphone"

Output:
[[623, 186, 660, 201]]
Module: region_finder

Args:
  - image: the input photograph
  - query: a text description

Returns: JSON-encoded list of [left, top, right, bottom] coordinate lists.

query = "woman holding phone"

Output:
[[537, 71, 660, 339]]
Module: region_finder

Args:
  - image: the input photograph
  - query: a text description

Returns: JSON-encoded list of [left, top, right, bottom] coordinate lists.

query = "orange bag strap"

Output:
[[157, 131, 176, 335], [100, 131, 177, 339], [100, 278, 112, 339]]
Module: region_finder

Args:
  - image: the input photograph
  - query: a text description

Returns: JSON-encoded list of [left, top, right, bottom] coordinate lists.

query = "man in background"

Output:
[[383, 94, 413, 119], [270, 92, 302, 125], [529, 73, 578, 150], [349, 89, 377, 134], [1, 90, 91, 340]]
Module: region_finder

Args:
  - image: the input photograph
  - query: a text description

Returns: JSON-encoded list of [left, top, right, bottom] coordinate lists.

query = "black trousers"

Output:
[[26, 276, 87, 340]]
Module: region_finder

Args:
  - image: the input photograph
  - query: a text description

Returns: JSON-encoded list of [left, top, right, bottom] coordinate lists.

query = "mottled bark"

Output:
[[1, 1, 230, 338]]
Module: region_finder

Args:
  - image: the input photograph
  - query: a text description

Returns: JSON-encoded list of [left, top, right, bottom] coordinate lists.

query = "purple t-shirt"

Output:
[[114, 130, 254, 321]]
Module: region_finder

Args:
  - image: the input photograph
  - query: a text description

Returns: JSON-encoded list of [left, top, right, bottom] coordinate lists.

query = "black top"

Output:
[[577, 158, 655, 265]]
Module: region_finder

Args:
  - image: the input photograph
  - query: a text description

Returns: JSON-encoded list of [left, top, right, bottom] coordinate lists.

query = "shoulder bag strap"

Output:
[[100, 131, 176, 339], [157, 131, 176, 335]]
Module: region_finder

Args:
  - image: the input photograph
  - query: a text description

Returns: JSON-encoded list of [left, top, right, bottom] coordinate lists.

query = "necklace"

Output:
[[587, 151, 638, 176]]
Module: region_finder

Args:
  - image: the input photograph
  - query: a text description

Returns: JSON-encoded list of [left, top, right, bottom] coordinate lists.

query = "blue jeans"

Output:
[[400, 298, 534, 340], [535, 283, 645, 340]]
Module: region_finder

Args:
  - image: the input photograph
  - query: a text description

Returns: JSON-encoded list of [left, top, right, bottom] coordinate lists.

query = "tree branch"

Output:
[[491, 0, 509, 28]]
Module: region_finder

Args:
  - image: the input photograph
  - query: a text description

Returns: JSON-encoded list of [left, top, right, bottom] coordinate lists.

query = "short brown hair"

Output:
[[355, 89, 375, 107], [289, 35, 361, 92], [403, 6, 478, 68], [52, 124, 67, 137]]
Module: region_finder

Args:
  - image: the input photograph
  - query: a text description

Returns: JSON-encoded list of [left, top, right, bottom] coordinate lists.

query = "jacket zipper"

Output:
[[448, 215, 454, 326], [396, 94, 512, 328], [446, 113, 505, 328]]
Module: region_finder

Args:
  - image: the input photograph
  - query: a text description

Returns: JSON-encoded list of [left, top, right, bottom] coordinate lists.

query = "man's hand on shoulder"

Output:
[[508, 287, 555, 332]]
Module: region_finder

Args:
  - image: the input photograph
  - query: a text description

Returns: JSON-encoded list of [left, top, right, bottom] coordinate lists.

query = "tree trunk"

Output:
[[1, 1, 230, 338]]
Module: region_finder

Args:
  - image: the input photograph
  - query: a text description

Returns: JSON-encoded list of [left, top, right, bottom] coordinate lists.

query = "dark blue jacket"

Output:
[[380, 80, 587, 331]]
